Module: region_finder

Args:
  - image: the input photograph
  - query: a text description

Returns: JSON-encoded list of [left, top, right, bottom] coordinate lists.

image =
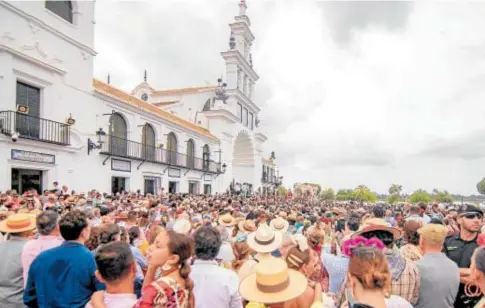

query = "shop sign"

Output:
[[111, 159, 131, 172], [168, 168, 181, 178], [204, 174, 212, 181], [11, 149, 55, 164]]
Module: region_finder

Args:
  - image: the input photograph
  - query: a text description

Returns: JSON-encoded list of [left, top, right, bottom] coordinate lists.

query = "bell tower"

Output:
[[221, 0, 259, 104]]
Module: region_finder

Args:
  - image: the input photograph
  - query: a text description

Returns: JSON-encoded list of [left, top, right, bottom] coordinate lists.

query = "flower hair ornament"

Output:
[[342, 236, 385, 257], [477, 234, 485, 247], [294, 234, 309, 252], [235, 233, 248, 243]]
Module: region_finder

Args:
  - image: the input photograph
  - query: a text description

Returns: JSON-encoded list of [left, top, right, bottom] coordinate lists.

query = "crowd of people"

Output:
[[1, 184, 485, 308]]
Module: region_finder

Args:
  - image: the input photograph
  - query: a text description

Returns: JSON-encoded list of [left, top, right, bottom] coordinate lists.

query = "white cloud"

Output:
[[94, 1, 485, 195], [257, 2, 485, 194]]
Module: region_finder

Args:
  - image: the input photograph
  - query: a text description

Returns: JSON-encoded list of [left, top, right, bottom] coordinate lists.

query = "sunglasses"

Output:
[[463, 212, 483, 220]]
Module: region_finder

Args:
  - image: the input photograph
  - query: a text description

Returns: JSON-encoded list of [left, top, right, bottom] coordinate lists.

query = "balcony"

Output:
[[262, 172, 282, 185], [0, 111, 70, 145], [99, 135, 221, 173]]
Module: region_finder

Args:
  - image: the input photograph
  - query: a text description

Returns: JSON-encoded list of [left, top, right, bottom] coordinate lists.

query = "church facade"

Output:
[[0, 0, 282, 195]]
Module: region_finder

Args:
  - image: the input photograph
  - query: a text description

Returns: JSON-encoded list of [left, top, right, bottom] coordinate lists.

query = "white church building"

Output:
[[0, 0, 282, 195]]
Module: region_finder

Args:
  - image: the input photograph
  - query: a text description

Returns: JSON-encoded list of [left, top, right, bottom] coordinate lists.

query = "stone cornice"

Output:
[[227, 88, 260, 114], [230, 19, 255, 42], [0, 43, 66, 75], [204, 109, 240, 124], [254, 132, 268, 143], [221, 50, 259, 81]]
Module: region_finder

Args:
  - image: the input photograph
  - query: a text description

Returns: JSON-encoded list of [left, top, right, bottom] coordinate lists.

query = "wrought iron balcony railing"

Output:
[[262, 173, 282, 185], [100, 135, 221, 173], [0, 111, 70, 145]]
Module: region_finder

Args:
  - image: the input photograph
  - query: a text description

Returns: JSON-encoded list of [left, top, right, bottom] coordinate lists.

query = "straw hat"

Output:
[[77, 198, 86, 206], [238, 220, 257, 233], [218, 213, 236, 227], [247, 223, 282, 253], [30, 209, 42, 216], [0, 213, 36, 233], [239, 257, 307, 304], [352, 218, 401, 240], [173, 218, 191, 235], [270, 217, 289, 233], [418, 223, 448, 243], [66, 197, 76, 205]]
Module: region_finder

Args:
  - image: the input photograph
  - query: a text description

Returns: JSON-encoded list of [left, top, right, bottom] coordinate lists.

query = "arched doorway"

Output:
[[142, 124, 155, 161], [109, 113, 127, 156], [166, 132, 178, 165], [232, 131, 255, 191], [203, 144, 210, 170], [186, 139, 195, 168]]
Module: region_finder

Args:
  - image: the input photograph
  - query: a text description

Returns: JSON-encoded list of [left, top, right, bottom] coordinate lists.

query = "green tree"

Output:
[[336, 189, 354, 201], [352, 185, 377, 204], [319, 188, 336, 201], [433, 189, 454, 203], [409, 189, 432, 203], [387, 193, 402, 204], [277, 186, 288, 196], [388, 184, 403, 196], [477, 178, 485, 195]]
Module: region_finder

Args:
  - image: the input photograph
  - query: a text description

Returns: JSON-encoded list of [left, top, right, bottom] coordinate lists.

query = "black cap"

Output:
[[459, 204, 483, 216]]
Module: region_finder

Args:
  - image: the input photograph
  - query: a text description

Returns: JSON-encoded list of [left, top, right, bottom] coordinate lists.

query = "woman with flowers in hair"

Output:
[[136, 230, 194, 308], [341, 236, 412, 308], [307, 231, 330, 292], [284, 235, 334, 308]]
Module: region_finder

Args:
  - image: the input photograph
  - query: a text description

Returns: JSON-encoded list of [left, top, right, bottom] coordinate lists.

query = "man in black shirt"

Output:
[[444, 204, 483, 308]]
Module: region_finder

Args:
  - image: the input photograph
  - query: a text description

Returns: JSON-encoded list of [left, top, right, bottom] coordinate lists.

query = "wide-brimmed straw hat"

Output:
[[239, 257, 307, 304], [218, 213, 236, 227], [173, 218, 191, 235], [66, 197, 76, 205], [247, 223, 282, 253], [352, 218, 401, 240], [0, 213, 36, 233], [238, 220, 257, 233], [270, 217, 289, 233]]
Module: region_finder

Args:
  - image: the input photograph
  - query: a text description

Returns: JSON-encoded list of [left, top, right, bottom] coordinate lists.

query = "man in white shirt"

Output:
[[190, 226, 242, 308], [407, 205, 430, 225]]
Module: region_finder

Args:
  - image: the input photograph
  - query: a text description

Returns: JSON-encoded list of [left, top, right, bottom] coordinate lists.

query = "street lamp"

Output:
[[217, 162, 227, 175], [87, 128, 106, 155]]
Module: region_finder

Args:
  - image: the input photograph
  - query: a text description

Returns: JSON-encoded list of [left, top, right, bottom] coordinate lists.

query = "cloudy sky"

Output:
[[94, 1, 485, 195]]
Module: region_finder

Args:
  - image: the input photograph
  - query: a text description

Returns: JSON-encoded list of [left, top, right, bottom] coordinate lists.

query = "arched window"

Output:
[[203, 144, 210, 170], [45, 1, 73, 23], [142, 124, 155, 161], [109, 113, 127, 156], [186, 139, 195, 168], [166, 132, 178, 165]]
